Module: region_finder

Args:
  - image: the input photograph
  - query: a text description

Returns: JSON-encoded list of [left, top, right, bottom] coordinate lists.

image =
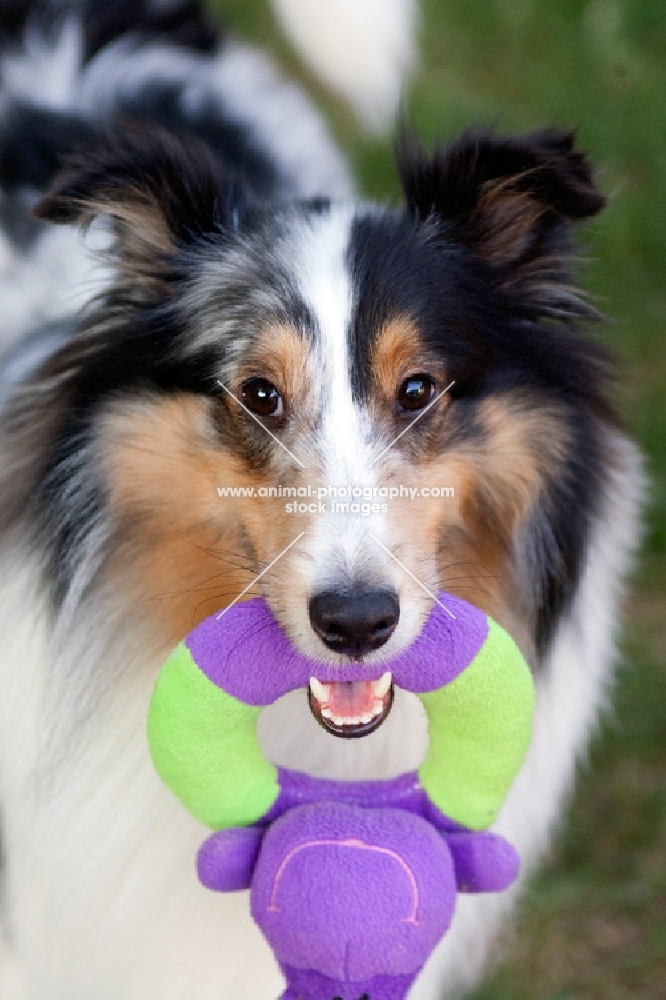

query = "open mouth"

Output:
[[307, 673, 394, 738]]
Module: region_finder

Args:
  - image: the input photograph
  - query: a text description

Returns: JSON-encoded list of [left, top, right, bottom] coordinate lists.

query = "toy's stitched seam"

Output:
[[266, 838, 420, 924]]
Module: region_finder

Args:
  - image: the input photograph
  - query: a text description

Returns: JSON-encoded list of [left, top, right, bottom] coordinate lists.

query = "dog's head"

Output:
[[21, 124, 612, 735]]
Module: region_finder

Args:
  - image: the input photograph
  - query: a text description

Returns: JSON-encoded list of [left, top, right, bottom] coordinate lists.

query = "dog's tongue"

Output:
[[308, 674, 393, 737], [328, 680, 377, 718]]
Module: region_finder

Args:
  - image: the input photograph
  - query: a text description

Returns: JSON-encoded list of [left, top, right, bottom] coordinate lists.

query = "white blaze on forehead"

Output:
[[291, 207, 392, 592], [292, 206, 367, 483]]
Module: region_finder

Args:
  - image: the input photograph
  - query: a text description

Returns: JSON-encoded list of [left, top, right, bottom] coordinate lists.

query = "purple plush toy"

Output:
[[148, 594, 535, 1000]]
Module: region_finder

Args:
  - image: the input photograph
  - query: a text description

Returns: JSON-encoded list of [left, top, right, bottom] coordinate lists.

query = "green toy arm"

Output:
[[418, 617, 535, 830], [148, 643, 279, 829]]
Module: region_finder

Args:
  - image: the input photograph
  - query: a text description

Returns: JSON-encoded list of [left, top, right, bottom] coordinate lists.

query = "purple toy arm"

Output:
[[420, 787, 520, 892], [197, 827, 264, 891], [445, 832, 520, 893]]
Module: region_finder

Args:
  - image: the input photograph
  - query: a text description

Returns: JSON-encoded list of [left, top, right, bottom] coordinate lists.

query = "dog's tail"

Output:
[[269, 0, 418, 134]]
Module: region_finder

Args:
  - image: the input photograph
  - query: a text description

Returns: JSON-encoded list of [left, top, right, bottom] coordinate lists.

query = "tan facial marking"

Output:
[[98, 393, 270, 646], [235, 323, 317, 426], [380, 392, 570, 657], [365, 314, 567, 656], [96, 322, 324, 651], [370, 317, 447, 405]]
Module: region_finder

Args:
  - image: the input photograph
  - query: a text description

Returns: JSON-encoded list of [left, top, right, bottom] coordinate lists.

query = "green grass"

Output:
[[215, 2, 666, 995]]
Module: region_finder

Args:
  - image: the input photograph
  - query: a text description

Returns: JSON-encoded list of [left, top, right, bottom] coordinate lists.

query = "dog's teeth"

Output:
[[372, 672, 392, 699], [318, 699, 387, 729], [309, 677, 331, 704]]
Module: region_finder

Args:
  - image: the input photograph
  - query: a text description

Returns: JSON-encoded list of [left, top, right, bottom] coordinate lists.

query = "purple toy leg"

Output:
[[280, 967, 418, 1000], [251, 802, 457, 1000]]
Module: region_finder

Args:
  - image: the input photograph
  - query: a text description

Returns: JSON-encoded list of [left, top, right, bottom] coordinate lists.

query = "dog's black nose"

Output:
[[308, 588, 399, 656]]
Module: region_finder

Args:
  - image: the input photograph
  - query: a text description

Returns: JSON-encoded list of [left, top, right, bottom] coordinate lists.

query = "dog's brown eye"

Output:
[[241, 377, 283, 417], [397, 375, 436, 412]]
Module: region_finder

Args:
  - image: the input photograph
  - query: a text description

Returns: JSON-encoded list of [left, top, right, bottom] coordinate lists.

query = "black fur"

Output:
[[35, 125, 227, 238], [397, 129, 605, 222], [349, 130, 615, 651], [0, 0, 281, 208], [0, 0, 218, 57], [113, 82, 284, 199], [397, 129, 606, 324], [81, 0, 219, 64], [529, 408, 607, 646], [0, 104, 98, 193]]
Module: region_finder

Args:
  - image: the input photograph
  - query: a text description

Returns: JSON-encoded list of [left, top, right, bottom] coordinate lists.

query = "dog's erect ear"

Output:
[[397, 129, 606, 320], [34, 124, 236, 293]]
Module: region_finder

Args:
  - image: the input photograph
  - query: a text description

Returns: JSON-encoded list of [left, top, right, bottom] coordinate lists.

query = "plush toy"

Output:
[[148, 593, 535, 1000]]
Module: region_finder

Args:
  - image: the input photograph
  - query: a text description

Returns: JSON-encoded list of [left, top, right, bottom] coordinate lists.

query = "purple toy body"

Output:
[[253, 802, 456, 994], [197, 770, 520, 1000]]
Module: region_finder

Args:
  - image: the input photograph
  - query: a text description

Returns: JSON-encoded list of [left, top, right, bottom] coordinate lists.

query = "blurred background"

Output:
[[215, 2, 665, 996]]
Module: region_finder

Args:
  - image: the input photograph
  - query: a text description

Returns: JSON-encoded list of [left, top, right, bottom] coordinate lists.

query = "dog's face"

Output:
[[20, 127, 612, 734]]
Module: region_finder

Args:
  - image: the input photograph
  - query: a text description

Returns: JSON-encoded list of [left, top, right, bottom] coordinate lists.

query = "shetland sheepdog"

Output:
[[0, 2, 643, 998]]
